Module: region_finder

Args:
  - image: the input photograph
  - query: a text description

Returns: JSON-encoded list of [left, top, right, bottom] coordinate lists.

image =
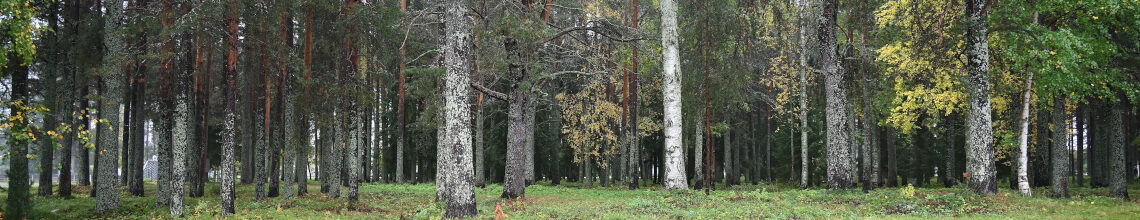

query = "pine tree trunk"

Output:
[[965, 0, 997, 196], [475, 97, 486, 188], [1109, 103, 1129, 199], [1051, 97, 1070, 197], [40, 5, 61, 195], [5, 52, 33, 219], [95, 0, 127, 211], [220, 0, 240, 213]]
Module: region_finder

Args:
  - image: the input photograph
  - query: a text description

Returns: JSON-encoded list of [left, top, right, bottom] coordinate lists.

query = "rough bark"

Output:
[[819, 0, 852, 190], [39, 5, 61, 195], [170, 37, 194, 217], [441, 1, 477, 214], [220, 0, 240, 214], [1109, 103, 1129, 199], [96, 0, 127, 211], [1051, 97, 1069, 198], [965, 0, 997, 196], [475, 97, 486, 188], [5, 52, 32, 219]]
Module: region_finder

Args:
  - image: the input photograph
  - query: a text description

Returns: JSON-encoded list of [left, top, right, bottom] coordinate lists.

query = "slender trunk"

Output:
[[798, 0, 811, 189], [395, 3, 408, 184], [694, 113, 704, 189], [475, 96, 486, 188], [1076, 106, 1085, 187], [887, 127, 898, 187], [965, 0, 997, 196], [725, 129, 734, 186]]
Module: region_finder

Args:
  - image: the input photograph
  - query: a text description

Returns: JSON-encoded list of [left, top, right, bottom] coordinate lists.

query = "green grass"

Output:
[[3, 181, 1139, 219]]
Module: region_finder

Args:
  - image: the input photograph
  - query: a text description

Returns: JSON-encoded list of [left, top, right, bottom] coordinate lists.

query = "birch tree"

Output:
[[661, 0, 687, 190]]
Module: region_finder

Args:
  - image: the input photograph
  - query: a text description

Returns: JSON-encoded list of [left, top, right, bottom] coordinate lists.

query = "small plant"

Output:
[[899, 184, 916, 198]]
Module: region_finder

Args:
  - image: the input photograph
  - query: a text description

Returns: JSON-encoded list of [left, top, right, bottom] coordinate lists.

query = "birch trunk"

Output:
[[661, 0, 686, 190]]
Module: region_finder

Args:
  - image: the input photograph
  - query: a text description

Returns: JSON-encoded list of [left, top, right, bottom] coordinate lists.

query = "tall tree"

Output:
[[1016, 72, 1033, 196], [4, 49, 32, 220], [96, 0, 128, 211], [395, 0, 408, 184], [439, 0, 476, 216], [819, 0, 852, 190], [661, 0, 686, 190], [220, 0, 240, 214], [154, 0, 175, 207], [965, 0, 997, 196], [1051, 97, 1069, 198], [1108, 103, 1129, 199], [797, 0, 811, 189]]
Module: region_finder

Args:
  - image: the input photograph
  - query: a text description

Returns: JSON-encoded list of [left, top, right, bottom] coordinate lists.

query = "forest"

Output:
[[1, 0, 1139, 219]]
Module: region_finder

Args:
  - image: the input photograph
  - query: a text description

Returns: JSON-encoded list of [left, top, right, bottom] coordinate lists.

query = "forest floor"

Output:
[[3, 180, 1140, 219]]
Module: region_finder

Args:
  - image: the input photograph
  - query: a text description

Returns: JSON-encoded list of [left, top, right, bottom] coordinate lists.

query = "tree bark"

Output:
[[441, 1, 477, 214], [220, 0, 240, 214], [5, 52, 32, 219], [1109, 103, 1129, 199], [798, 0, 811, 189], [95, 0, 127, 211], [154, 0, 174, 207], [694, 113, 704, 189], [1051, 97, 1069, 198], [660, 0, 686, 191], [819, 0, 853, 190], [965, 0, 997, 195], [1013, 73, 1033, 195]]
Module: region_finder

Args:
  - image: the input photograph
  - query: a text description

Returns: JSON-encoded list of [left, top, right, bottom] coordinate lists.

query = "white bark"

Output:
[[661, 0, 687, 190], [1016, 73, 1032, 196]]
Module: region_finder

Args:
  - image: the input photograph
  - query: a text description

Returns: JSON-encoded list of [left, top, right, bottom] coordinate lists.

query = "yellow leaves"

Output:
[[558, 74, 624, 167]]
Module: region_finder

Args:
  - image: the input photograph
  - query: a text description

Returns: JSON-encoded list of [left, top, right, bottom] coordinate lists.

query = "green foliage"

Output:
[[0, 0, 39, 69], [11, 181, 1140, 219], [992, 0, 1140, 105]]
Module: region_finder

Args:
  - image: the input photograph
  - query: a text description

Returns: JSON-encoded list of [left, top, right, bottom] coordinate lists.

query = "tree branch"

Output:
[[471, 82, 509, 101]]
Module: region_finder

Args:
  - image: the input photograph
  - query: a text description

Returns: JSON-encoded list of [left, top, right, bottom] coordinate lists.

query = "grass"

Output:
[[2, 180, 1139, 219]]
